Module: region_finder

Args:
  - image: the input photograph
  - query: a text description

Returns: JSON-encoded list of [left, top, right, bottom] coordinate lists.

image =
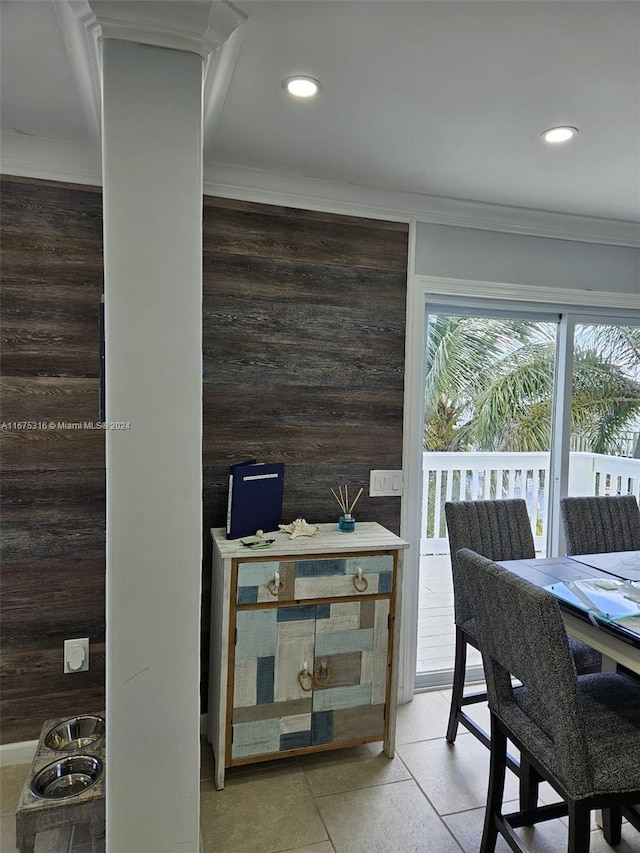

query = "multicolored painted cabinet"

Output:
[[207, 523, 409, 789]]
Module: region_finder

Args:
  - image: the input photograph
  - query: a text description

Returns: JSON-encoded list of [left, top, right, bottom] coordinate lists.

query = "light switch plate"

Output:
[[369, 470, 403, 497]]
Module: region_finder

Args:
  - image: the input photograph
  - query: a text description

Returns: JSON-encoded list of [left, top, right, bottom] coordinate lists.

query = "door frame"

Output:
[[399, 269, 640, 703]]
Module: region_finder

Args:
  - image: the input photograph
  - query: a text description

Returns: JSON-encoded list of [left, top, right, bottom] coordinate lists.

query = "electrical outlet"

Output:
[[64, 638, 89, 673], [369, 470, 403, 497]]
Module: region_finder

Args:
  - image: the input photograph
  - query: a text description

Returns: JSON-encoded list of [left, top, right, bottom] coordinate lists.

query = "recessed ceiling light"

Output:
[[283, 76, 321, 99], [542, 126, 578, 144]]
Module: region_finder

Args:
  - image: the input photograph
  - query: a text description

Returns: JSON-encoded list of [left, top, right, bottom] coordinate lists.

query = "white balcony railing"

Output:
[[421, 451, 640, 555]]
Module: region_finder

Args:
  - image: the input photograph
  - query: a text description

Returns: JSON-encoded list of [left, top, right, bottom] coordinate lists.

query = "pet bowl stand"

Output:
[[15, 713, 105, 853]]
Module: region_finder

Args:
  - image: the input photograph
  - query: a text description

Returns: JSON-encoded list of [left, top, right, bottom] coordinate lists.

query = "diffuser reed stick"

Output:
[[348, 487, 364, 514], [331, 485, 363, 516], [331, 488, 346, 513]]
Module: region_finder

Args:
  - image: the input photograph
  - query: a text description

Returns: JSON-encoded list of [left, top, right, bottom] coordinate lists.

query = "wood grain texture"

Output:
[[202, 198, 408, 271], [1, 560, 105, 639], [0, 430, 105, 472], [0, 177, 105, 744], [0, 176, 103, 238], [1, 377, 102, 420], [1, 279, 102, 377]]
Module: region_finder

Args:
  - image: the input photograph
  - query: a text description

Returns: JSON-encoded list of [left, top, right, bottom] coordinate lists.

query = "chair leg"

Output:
[[518, 756, 540, 820], [567, 800, 591, 853], [480, 714, 506, 853], [601, 807, 622, 846], [446, 625, 467, 744]]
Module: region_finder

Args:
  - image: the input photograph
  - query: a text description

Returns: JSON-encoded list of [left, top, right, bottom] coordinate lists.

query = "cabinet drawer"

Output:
[[236, 554, 394, 605]]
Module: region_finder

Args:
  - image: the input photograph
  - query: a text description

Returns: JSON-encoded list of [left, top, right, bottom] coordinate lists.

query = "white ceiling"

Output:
[[1, 0, 639, 224]]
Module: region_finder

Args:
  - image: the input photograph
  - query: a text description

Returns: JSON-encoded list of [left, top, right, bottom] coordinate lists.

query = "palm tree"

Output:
[[423, 315, 534, 451], [424, 317, 640, 454]]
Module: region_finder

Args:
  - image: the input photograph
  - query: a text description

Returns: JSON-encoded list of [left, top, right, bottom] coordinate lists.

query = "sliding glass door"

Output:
[[418, 307, 558, 684], [417, 307, 640, 688]]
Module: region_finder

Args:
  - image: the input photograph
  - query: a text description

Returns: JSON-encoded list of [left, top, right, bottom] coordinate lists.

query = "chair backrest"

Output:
[[560, 495, 640, 555], [456, 548, 591, 792], [444, 499, 535, 626]]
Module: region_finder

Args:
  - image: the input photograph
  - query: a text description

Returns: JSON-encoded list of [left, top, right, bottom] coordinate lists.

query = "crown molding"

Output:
[[414, 275, 640, 312], [203, 163, 640, 248], [53, 1, 102, 149], [76, 0, 246, 57], [2, 132, 639, 249], [0, 131, 102, 185], [53, 1, 247, 154], [203, 20, 247, 153]]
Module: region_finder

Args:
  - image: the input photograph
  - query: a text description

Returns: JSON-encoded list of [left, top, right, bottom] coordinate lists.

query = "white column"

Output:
[[102, 38, 203, 852]]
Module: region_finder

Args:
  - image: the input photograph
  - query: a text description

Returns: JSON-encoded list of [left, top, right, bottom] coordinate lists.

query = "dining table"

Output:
[[497, 550, 640, 833], [497, 550, 640, 676]]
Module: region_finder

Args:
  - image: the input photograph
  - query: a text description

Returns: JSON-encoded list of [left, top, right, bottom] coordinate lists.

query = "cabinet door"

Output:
[[230, 598, 391, 762], [311, 598, 390, 746], [230, 606, 315, 761]]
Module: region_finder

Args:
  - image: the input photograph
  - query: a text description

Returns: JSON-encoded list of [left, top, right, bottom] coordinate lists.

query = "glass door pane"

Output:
[[417, 313, 557, 686], [568, 323, 640, 504]]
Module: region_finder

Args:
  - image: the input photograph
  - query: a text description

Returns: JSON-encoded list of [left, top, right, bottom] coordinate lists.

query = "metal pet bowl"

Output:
[[31, 755, 103, 800], [44, 714, 105, 752]]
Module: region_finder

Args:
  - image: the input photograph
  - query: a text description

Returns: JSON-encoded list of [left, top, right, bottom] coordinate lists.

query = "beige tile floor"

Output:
[[2, 690, 638, 852]]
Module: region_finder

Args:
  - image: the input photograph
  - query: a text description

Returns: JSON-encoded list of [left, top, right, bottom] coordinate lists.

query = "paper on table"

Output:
[[546, 578, 640, 623]]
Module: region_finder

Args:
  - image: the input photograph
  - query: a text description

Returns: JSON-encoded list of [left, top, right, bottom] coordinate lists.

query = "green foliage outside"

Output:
[[424, 317, 640, 454]]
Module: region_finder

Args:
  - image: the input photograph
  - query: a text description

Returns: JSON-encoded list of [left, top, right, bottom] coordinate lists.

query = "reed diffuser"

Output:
[[331, 485, 363, 532]]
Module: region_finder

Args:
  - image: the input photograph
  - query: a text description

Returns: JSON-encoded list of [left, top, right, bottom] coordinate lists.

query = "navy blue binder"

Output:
[[226, 460, 285, 540]]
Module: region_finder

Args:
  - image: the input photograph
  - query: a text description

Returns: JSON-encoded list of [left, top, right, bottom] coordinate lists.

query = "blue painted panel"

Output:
[[295, 559, 346, 578], [232, 719, 280, 758], [237, 586, 258, 605], [316, 604, 331, 620], [311, 710, 333, 745], [280, 730, 311, 751], [256, 656, 275, 704], [236, 609, 277, 661], [276, 604, 316, 622], [315, 627, 374, 656], [377, 572, 393, 594], [237, 561, 279, 588]]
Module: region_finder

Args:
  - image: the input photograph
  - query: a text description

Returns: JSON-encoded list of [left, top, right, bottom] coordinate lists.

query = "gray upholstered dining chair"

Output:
[[444, 499, 601, 751], [560, 494, 640, 556], [456, 547, 640, 853]]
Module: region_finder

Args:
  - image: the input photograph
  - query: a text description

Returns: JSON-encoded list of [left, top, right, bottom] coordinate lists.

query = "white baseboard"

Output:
[[1, 717, 208, 767], [0, 739, 38, 767]]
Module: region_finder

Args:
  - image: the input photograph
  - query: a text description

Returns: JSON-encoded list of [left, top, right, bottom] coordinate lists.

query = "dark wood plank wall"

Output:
[[1, 176, 106, 743], [201, 197, 408, 709], [0, 179, 408, 741]]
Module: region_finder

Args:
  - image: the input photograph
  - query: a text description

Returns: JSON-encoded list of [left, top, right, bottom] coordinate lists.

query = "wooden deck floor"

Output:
[[417, 553, 482, 674]]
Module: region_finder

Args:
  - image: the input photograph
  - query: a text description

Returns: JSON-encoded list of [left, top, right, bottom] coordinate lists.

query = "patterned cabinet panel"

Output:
[[230, 598, 389, 761], [236, 554, 394, 604], [311, 597, 389, 746], [231, 605, 315, 760]]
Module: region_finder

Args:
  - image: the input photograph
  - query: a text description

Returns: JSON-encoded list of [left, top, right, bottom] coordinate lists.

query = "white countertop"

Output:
[[211, 521, 409, 559]]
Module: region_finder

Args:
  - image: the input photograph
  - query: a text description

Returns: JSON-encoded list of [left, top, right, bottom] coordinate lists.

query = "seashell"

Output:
[[278, 518, 320, 539]]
